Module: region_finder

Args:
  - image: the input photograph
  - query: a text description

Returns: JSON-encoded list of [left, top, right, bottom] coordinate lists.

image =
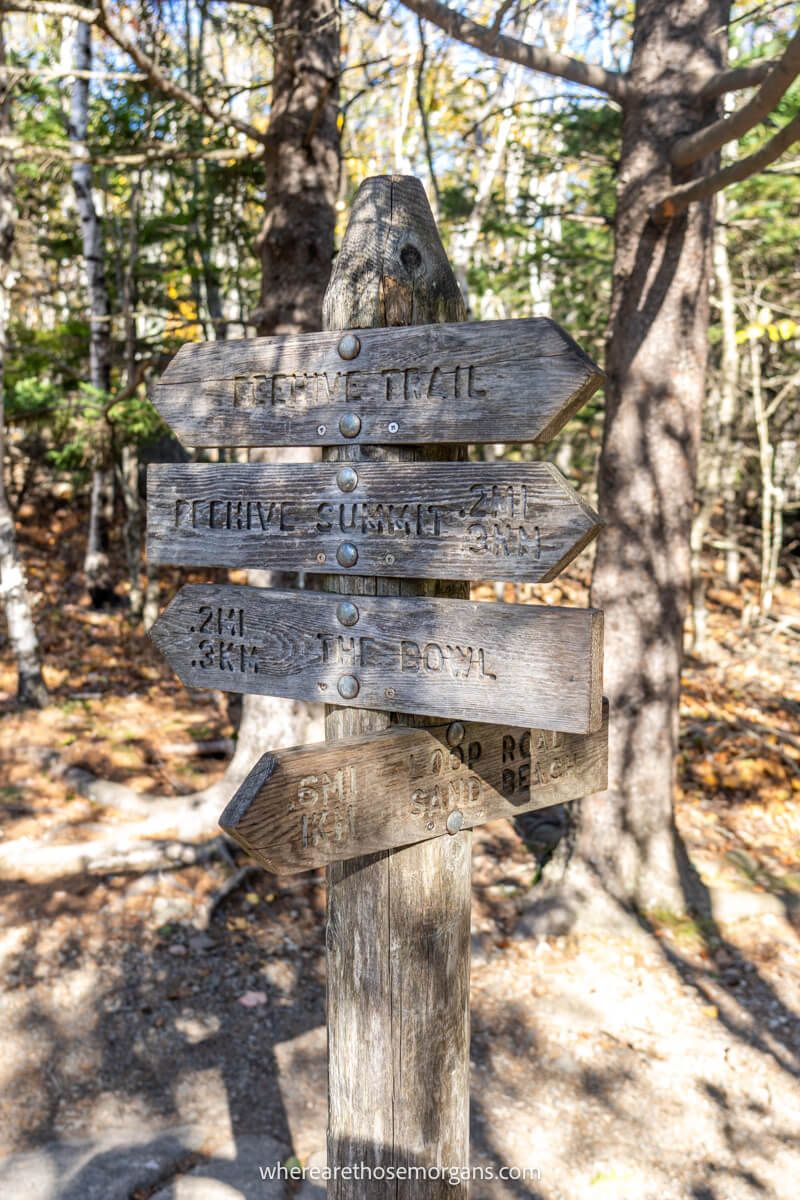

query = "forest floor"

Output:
[[0, 497, 799, 1199]]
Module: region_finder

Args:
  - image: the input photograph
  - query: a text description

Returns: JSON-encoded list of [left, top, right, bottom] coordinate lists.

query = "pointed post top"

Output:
[[323, 175, 466, 332]]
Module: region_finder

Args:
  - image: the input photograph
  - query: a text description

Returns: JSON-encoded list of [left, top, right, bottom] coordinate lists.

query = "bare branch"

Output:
[[415, 15, 441, 211], [0, 133, 253, 166], [0, 0, 97, 19], [400, 0, 628, 102], [1, 0, 269, 143], [490, 0, 516, 33], [0, 63, 147, 82], [652, 109, 800, 223], [673, 27, 800, 166], [94, 0, 268, 145], [699, 58, 778, 100]]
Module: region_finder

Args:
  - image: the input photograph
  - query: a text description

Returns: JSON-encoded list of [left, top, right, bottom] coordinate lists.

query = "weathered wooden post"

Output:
[[321, 175, 472, 1196], [147, 173, 606, 1198]]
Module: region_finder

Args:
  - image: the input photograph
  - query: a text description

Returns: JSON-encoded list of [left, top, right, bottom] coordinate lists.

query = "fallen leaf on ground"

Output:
[[238, 990, 267, 1008]]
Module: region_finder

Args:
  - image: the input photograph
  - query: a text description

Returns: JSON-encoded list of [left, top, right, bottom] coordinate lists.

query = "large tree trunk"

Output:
[[253, 0, 339, 336], [69, 20, 115, 608], [572, 0, 730, 912], [226, 0, 340, 783], [0, 21, 47, 707]]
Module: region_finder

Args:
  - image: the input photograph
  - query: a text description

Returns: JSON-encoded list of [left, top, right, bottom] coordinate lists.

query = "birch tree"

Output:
[[0, 15, 47, 706], [69, 17, 115, 607]]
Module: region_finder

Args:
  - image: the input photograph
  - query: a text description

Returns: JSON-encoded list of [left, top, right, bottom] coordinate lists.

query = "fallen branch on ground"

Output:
[[195, 864, 264, 931]]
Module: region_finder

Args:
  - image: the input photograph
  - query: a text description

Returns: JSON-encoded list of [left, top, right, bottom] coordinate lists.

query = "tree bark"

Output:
[[749, 325, 779, 615], [0, 19, 47, 707], [70, 19, 115, 607], [689, 190, 740, 653], [228, 0, 340, 784], [577, 0, 731, 911], [253, 0, 339, 336]]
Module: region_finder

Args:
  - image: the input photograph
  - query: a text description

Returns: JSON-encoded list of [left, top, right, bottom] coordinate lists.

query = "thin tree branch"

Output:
[[673, 27, 800, 166], [0, 133, 254, 165], [1, 0, 269, 143], [0, 0, 97, 19], [0, 63, 147, 82], [490, 0, 516, 33], [400, 0, 628, 102], [652, 109, 800, 222], [415, 15, 441, 212], [103, 359, 148, 416], [699, 58, 778, 100], [94, 0, 268, 145]]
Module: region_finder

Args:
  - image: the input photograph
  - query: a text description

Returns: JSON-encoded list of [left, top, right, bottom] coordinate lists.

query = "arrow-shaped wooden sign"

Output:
[[151, 317, 602, 448], [149, 583, 603, 733], [220, 704, 608, 874], [147, 461, 601, 582]]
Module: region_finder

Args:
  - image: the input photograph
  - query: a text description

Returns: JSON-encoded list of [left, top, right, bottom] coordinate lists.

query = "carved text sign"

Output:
[[147, 461, 601, 582], [221, 704, 609, 873], [151, 317, 603, 447], [149, 584, 604, 733]]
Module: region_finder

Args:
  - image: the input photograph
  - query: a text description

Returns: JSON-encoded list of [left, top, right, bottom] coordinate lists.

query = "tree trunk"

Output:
[[118, 445, 143, 617], [69, 20, 115, 608], [0, 21, 47, 707], [253, 0, 339, 337], [713, 192, 743, 589], [227, 0, 340, 783], [750, 329, 780, 615], [119, 174, 144, 617], [689, 189, 740, 653], [573, 0, 730, 912]]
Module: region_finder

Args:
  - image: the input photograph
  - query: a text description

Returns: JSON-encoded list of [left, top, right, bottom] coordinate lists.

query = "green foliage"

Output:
[[3, 0, 798, 532], [6, 377, 61, 425]]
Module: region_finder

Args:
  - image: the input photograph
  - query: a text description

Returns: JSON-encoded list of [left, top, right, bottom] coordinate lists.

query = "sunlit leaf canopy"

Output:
[[3, 0, 799, 478]]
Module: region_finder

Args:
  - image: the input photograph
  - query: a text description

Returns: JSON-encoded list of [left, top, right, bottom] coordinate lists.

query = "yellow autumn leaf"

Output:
[[735, 317, 797, 344], [692, 760, 719, 788]]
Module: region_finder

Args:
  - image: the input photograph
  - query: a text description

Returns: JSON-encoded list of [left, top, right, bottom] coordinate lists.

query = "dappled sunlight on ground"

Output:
[[0, 498, 798, 1196]]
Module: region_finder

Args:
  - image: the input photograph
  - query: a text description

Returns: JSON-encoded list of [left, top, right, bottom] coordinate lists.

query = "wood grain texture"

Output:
[[146, 460, 601, 582], [151, 315, 603, 448], [322, 175, 471, 1199], [148, 581, 603, 734], [220, 703, 609, 873]]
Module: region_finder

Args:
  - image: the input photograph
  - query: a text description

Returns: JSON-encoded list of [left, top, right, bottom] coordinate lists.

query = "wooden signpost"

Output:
[[147, 460, 601, 582], [220, 705, 609, 875], [147, 175, 609, 1198], [151, 315, 603, 448]]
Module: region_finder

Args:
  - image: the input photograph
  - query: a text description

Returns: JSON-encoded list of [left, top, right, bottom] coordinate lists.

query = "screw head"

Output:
[[336, 600, 359, 627], [446, 721, 465, 747], [339, 412, 362, 438], [336, 466, 359, 493], [336, 541, 359, 568], [446, 809, 464, 835], [385, 553, 395, 566], [337, 674, 360, 700], [317, 424, 327, 436], [315, 552, 326, 564], [388, 421, 399, 434], [340, 410, 362, 439], [337, 333, 361, 361]]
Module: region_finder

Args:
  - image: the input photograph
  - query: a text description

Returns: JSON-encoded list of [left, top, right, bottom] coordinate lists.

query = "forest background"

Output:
[[0, 2, 799, 1195]]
